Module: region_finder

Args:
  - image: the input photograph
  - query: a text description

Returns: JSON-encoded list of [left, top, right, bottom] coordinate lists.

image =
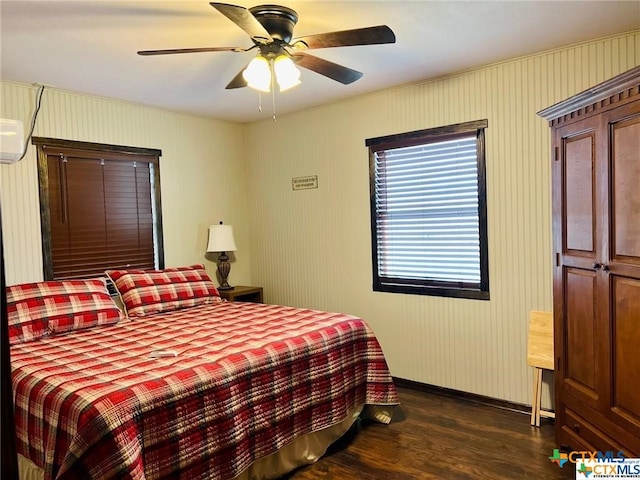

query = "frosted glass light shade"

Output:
[[274, 55, 301, 92], [243, 55, 271, 92], [207, 224, 237, 252]]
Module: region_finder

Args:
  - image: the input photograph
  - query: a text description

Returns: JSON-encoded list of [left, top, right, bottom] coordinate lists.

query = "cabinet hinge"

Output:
[[554, 146, 559, 161], [556, 252, 560, 266]]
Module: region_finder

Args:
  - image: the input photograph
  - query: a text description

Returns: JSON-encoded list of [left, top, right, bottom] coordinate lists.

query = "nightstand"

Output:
[[218, 285, 263, 303]]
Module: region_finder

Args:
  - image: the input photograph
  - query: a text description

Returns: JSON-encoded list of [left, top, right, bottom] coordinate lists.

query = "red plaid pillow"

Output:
[[106, 264, 221, 317], [6, 278, 123, 344]]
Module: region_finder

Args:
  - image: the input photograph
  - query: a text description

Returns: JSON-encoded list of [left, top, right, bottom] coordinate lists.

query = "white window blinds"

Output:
[[374, 135, 480, 285]]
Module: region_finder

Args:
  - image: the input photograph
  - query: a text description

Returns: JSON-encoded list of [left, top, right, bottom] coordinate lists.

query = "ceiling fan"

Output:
[[137, 2, 396, 91]]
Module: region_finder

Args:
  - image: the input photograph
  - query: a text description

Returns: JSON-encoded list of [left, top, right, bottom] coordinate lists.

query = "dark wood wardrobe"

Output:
[[538, 65, 640, 455]]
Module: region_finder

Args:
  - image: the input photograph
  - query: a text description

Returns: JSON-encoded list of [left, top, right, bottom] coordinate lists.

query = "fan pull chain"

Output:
[[258, 91, 262, 113], [270, 60, 277, 122], [272, 87, 276, 122]]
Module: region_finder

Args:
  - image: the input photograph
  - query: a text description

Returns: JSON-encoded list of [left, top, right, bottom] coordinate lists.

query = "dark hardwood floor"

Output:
[[283, 386, 573, 479]]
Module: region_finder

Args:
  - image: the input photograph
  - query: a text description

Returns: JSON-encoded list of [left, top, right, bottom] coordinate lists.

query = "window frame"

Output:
[[367, 119, 490, 300], [33, 137, 165, 281]]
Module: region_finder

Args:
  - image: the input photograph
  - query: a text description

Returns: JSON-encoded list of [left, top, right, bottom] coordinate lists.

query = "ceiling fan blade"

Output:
[[292, 25, 395, 50], [293, 53, 363, 85], [210, 2, 273, 44], [225, 66, 248, 89], [138, 46, 245, 56]]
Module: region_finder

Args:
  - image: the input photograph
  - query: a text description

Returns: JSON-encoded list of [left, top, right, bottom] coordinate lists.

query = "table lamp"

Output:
[[206, 221, 237, 290]]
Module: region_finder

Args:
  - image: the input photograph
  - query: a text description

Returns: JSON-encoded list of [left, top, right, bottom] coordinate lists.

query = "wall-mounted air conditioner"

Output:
[[0, 119, 25, 164]]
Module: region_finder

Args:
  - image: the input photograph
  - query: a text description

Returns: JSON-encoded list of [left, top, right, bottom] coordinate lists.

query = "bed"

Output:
[[7, 265, 399, 480]]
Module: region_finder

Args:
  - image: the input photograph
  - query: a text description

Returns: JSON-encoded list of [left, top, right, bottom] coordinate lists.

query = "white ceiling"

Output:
[[1, 1, 639, 123]]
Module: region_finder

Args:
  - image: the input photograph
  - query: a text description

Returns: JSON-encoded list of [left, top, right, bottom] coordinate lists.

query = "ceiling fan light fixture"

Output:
[[243, 55, 271, 92], [138, 3, 397, 100], [273, 54, 301, 92]]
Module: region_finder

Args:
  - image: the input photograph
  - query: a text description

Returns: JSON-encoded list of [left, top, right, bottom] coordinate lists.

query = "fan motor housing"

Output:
[[249, 4, 298, 42]]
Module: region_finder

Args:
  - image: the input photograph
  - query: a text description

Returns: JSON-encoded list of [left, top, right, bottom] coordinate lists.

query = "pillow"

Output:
[[105, 264, 220, 317], [6, 278, 123, 344]]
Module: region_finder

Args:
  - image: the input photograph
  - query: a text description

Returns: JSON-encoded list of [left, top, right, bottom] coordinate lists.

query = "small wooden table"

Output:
[[526, 310, 555, 427], [218, 285, 263, 303]]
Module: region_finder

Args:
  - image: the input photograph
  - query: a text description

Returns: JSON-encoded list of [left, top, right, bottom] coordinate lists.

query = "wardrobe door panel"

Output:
[[611, 112, 640, 263], [563, 267, 599, 408], [564, 131, 597, 255], [611, 276, 640, 429], [607, 104, 640, 447]]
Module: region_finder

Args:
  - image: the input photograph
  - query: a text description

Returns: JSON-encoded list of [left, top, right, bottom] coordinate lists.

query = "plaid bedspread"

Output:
[[11, 302, 398, 480]]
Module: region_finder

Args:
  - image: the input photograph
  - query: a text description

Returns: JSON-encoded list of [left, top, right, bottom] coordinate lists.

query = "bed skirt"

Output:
[[17, 404, 394, 480]]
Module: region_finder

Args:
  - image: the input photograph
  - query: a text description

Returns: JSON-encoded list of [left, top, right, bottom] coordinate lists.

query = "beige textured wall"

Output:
[[244, 32, 640, 406], [0, 83, 251, 287]]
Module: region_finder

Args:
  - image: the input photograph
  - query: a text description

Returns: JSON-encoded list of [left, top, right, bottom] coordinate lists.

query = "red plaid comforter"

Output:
[[11, 302, 398, 480]]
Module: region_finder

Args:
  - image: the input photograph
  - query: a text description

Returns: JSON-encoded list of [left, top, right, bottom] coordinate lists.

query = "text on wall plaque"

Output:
[[292, 175, 318, 191]]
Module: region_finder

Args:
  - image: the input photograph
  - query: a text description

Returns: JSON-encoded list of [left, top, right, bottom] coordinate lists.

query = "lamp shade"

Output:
[[274, 54, 301, 92], [243, 55, 271, 93], [207, 224, 237, 252]]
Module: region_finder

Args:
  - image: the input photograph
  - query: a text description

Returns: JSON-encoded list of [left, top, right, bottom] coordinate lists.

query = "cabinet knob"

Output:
[[573, 423, 580, 432], [592, 262, 602, 270], [602, 264, 610, 271]]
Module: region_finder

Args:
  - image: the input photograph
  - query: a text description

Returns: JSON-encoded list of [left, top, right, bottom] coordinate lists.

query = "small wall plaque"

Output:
[[292, 175, 318, 191]]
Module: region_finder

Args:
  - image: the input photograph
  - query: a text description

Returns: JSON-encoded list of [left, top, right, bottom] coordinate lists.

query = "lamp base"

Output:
[[216, 252, 233, 291]]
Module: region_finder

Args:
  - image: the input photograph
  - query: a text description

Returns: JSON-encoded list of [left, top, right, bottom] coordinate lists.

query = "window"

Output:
[[34, 138, 164, 280], [367, 119, 489, 300]]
